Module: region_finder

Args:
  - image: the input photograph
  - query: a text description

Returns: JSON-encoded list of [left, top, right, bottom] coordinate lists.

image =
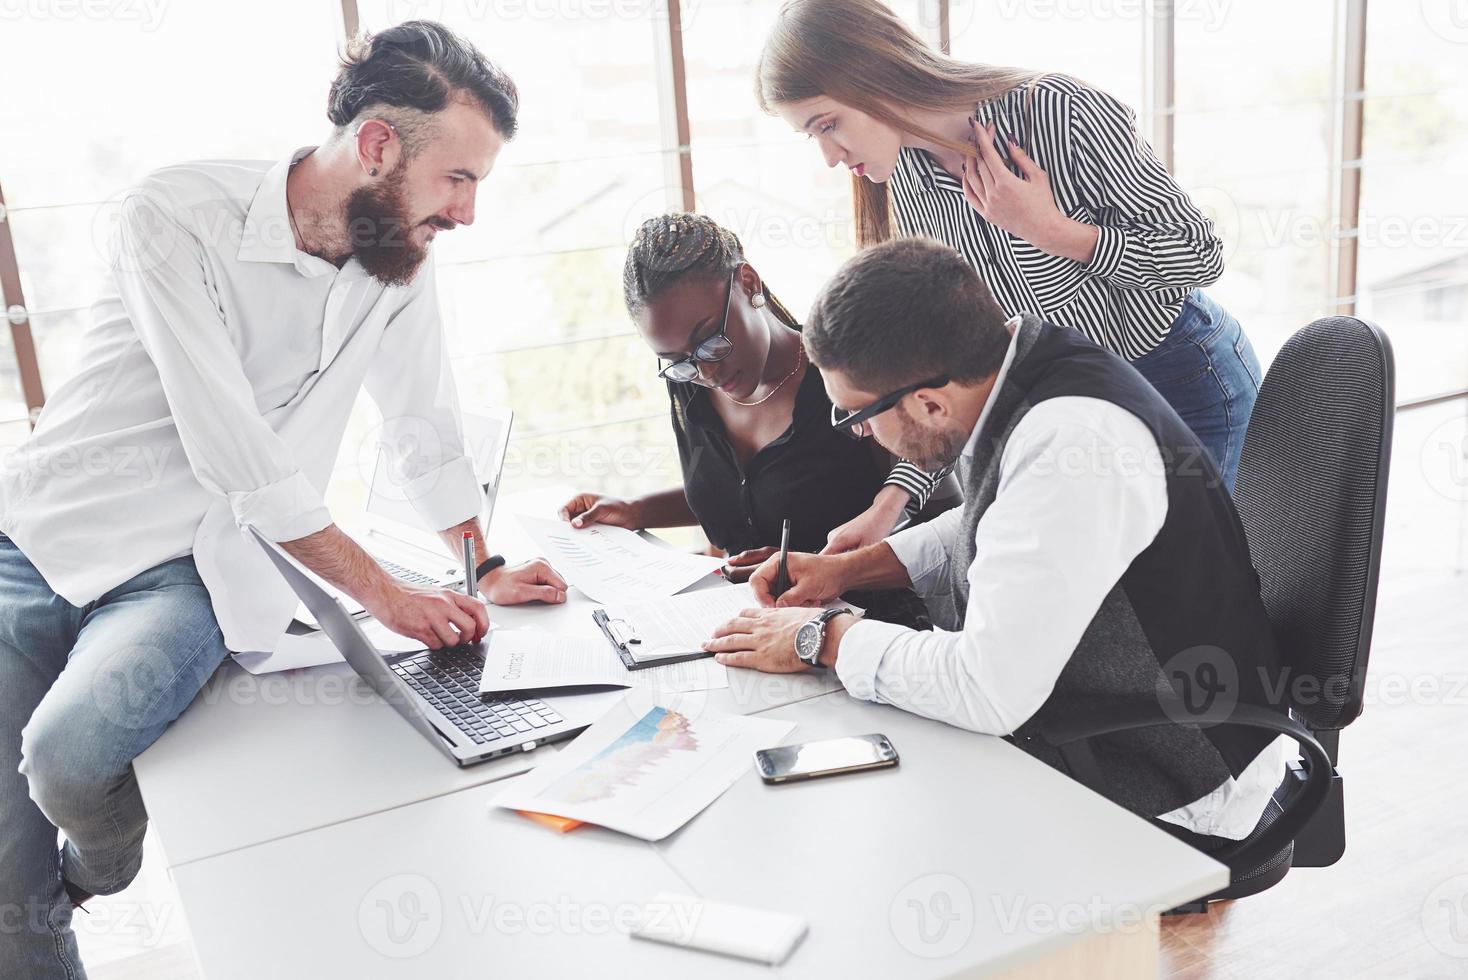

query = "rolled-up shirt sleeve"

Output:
[[885, 504, 965, 595], [110, 188, 331, 542], [364, 256, 482, 533], [834, 398, 1169, 735]]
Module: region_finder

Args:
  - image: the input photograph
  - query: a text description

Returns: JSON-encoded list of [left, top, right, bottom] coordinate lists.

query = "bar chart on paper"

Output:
[[492, 691, 795, 840], [542, 705, 700, 804]]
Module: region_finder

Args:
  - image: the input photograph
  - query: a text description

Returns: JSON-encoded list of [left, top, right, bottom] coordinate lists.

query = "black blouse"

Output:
[[668, 365, 888, 556]]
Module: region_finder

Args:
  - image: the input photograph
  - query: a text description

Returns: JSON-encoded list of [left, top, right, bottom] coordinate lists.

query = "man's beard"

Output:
[[890, 411, 968, 474], [344, 168, 436, 287]]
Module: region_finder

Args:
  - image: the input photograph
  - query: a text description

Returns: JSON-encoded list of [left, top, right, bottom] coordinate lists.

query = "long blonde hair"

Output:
[[756, 0, 1039, 247]]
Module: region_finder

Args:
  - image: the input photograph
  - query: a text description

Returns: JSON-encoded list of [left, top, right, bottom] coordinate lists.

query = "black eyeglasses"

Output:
[[656, 273, 737, 383], [831, 375, 950, 439]]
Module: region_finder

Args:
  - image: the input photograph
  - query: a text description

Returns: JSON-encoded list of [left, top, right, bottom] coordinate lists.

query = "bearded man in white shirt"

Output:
[[706, 237, 1293, 852], [0, 22, 563, 977]]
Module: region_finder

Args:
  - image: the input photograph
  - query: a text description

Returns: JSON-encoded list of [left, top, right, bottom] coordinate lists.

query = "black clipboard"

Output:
[[592, 608, 717, 671]]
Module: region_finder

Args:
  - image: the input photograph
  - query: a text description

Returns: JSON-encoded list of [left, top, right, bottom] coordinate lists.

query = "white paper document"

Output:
[[600, 583, 767, 661], [516, 514, 724, 604], [479, 630, 728, 694], [600, 583, 859, 663], [491, 689, 796, 840]]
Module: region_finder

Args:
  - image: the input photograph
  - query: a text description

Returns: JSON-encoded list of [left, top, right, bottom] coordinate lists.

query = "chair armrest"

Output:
[[1038, 700, 1332, 876]]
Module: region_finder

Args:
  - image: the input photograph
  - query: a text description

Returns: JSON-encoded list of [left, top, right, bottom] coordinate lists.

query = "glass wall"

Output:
[[1, 0, 1464, 568]]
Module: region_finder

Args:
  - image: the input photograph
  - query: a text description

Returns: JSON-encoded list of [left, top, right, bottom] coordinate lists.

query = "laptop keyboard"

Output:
[[375, 556, 451, 588], [390, 646, 563, 747]]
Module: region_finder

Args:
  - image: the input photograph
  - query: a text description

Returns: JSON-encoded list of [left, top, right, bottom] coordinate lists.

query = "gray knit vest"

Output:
[[923, 315, 1286, 820]]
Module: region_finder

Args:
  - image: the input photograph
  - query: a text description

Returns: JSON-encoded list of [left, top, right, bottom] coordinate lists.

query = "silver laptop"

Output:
[[295, 410, 514, 627], [252, 526, 615, 767]]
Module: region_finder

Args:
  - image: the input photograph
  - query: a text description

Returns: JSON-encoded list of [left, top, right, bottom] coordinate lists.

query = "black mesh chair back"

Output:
[[1232, 317, 1395, 731]]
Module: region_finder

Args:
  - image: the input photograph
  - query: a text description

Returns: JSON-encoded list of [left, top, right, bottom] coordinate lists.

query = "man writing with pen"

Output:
[[702, 236, 1295, 845]]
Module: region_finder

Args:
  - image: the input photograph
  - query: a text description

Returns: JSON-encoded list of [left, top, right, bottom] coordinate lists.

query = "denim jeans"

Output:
[[0, 533, 227, 980], [1130, 289, 1263, 492]]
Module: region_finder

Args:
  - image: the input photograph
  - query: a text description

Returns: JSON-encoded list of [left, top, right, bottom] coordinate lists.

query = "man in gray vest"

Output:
[[706, 236, 1290, 841]]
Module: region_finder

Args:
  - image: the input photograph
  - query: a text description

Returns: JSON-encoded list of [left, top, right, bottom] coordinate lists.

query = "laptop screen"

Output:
[[365, 410, 512, 534]]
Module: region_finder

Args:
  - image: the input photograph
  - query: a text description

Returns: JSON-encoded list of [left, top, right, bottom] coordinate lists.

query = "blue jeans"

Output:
[[0, 533, 227, 980], [1130, 290, 1262, 492]]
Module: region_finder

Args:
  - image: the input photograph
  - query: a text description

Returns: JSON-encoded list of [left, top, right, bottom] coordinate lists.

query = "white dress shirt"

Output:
[[836, 327, 1289, 840], [0, 148, 481, 653]]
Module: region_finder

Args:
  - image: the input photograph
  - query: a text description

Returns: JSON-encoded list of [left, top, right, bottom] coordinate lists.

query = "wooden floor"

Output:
[[73, 560, 1466, 979], [1159, 567, 1468, 979]]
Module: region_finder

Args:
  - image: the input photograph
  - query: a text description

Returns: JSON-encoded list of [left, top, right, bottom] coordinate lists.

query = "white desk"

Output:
[[134, 499, 840, 868], [167, 693, 1225, 979], [136, 498, 1226, 976]]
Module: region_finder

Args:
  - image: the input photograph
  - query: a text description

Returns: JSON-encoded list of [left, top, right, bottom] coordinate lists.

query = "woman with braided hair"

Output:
[[559, 213, 945, 621]]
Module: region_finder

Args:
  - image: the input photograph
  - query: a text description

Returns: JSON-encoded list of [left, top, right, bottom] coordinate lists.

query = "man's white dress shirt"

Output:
[[0, 148, 481, 653], [837, 326, 1289, 840]]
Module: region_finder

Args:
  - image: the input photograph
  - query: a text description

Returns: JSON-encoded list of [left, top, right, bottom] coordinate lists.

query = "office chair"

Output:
[[1039, 315, 1395, 910]]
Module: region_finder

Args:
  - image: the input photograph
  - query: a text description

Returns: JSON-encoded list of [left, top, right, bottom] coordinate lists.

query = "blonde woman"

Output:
[[757, 0, 1260, 490]]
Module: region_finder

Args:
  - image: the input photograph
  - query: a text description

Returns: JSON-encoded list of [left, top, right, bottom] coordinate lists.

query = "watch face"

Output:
[[796, 622, 820, 663]]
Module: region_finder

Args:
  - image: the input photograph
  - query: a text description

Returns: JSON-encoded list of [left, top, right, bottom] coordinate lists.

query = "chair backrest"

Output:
[[1233, 317, 1395, 731]]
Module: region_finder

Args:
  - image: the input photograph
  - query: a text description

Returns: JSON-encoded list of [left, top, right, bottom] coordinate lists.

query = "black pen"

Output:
[[775, 518, 791, 598]]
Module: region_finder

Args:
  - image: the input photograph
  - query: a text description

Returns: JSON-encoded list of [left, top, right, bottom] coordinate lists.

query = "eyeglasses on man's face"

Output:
[[830, 375, 951, 439], [656, 272, 737, 383]]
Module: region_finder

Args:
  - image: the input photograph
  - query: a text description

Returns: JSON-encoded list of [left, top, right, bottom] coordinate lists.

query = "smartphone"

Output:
[[755, 733, 898, 784]]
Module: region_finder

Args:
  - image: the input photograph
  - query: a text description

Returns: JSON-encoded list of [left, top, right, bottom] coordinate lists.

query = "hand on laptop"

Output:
[[365, 582, 490, 650], [478, 558, 569, 606]]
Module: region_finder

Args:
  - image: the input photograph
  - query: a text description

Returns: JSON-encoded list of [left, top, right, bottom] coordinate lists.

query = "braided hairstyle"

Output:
[[622, 213, 800, 330]]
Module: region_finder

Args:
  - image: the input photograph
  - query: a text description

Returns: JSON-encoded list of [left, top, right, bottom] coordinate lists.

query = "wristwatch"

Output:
[[795, 607, 853, 667]]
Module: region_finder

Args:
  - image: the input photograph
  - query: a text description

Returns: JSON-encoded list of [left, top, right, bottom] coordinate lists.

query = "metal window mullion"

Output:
[[339, 0, 359, 39], [1329, 0, 1367, 316], [0, 182, 45, 425], [1143, 0, 1175, 173], [656, 0, 695, 212]]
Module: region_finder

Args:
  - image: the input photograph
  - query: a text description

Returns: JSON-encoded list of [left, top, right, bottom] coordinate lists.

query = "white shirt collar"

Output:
[[238, 146, 314, 264], [238, 146, 363, 281], [960, 315, 1025, 459]]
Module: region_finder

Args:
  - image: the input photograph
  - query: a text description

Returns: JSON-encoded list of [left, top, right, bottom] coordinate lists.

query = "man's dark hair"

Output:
[[806, 237, 1010, 392], [327, 21, 519, 155]]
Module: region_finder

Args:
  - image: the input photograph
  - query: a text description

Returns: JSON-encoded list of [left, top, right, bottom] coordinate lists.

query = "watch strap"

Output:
[[474, 555, 507, 582]]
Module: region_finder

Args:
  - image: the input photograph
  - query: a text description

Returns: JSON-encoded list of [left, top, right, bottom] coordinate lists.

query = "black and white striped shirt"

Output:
[[888, 74, 1224, 361]]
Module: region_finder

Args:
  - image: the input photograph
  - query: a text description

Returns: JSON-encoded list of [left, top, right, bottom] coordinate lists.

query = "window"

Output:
[[947, 0, 1145, 111], [1, 0, 1462, 570], [342, 1, 690, 510], [1356, 0, 1468, 402], [1173, 0, 1338, 368], [0, 0, 344, 415], [681, 0, 937, 320]]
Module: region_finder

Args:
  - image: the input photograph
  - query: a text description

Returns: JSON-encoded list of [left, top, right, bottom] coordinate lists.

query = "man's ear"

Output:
[[911, 387, 949, 420], [355, 118, 399, 177]]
